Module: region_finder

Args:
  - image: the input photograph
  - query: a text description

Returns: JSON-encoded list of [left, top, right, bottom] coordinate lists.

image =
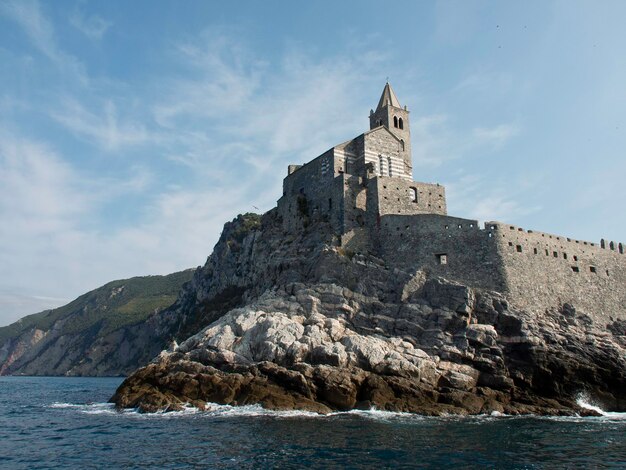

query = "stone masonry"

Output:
[[276, 83, 626, 321]]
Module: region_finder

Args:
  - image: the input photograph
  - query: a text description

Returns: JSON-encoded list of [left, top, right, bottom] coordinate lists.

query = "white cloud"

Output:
[[1, 0, 57, 61], [0, 292, 69, 325], [412, 116, 521, 168], [445, 173, 541, 224], [0, 134, 88, 233], [69, 5, 112, 40], [148, 34, 390, 219], [0, 127, 266, 325], [50, 97, 152, 150], [411, 114, 455, 167], [153, 37, 265, 127], [472, 124, 520, 149], [0, 0, 86, 83]]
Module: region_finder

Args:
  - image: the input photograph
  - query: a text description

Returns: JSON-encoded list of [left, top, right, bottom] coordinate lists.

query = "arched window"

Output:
[[400, 139, 405, 151], [393, 116, 398, 128], [399, 117, 404, 130], [409, 187, 417, 202]]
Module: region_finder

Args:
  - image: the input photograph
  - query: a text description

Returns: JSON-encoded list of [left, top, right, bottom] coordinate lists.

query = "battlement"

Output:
[[490, 222, 626, 261], [487, 223, 626, 319]]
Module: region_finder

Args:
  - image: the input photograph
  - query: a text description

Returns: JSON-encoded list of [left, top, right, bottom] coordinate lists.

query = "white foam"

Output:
[[203, 403, 325, 419], [49, 402, 117, 415], [49, 402, 81, 408], [48, 401, 626, 423], [576, 394, 606, 415], [335, 408, 426, 422]]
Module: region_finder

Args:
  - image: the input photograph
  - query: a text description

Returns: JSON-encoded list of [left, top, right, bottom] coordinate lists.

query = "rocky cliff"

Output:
[[111, 210, 626, 415], [0, 270, 194, 376]]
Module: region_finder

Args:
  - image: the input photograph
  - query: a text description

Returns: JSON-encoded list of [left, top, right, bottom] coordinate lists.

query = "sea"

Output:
[[0, 377, 624, 469]]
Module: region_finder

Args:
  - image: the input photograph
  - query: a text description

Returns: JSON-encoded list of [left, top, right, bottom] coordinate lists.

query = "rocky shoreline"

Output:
[[111, 278, 626, 416]]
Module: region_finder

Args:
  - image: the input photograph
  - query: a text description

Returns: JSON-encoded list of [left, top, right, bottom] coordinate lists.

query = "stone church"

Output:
[[277, 83, 626, 320]]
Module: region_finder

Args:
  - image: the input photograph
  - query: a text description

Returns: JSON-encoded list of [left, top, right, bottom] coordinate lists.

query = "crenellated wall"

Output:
[[372, 215, 626, 320], [492, 223, 626, 320]]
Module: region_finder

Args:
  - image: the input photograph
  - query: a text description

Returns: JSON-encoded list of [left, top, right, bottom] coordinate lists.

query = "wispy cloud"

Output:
[[0, 291, 69, 325], [50, 97, 152, 150], [69, 4, 112, 40], [472, 123, 520, 149], [0, 134, 88, 233], [445, 173, 542, 224], [412, 116, 521, 168], [0, 131, 190, 321], [0, 0, 86, 82], [152, 33, 388, 201], [1, 0, 57, 61], [411, 114, 455, 167]]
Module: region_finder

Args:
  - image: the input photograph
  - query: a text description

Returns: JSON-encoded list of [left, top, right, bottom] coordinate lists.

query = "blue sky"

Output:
[[1, 0, 625, 325]]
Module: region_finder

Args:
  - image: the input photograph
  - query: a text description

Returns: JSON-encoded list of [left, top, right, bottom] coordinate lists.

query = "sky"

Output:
[[1, 0, 625, 326]]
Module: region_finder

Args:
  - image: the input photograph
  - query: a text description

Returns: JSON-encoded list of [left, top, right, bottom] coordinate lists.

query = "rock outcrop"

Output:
[[111, 211, 626, 415]]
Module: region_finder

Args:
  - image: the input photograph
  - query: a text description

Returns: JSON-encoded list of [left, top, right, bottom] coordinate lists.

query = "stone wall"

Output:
[[376, 214, 507, 292], [373, 215, 626, 320], [338, 174, 369, 250], [368, 177, 447, 217], [277, 149, 344, 233], [493, 223, 626, 320]]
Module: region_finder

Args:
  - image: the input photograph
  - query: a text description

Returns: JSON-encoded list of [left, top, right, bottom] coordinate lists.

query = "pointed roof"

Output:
[[376, 82, 401, 110]]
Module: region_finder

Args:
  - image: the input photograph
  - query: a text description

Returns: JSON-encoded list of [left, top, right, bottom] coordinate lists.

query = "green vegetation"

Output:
[[0, 269, 195, 344], [230, 213, 262, 243]]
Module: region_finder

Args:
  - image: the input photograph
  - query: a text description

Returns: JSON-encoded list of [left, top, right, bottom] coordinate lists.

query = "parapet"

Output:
[[288, 165, 303, 175], [487, 222, 626, 255]]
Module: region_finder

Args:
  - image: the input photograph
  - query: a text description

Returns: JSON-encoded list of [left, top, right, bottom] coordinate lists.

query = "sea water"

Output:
[[0, 376, 624, 468]]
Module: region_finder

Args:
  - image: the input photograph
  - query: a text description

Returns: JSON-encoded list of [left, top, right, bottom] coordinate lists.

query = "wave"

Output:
[[574, 394, 626, 421], [47, 401, 626, 423], [576, 393, 606, 414], [49, 402, 118, 415]]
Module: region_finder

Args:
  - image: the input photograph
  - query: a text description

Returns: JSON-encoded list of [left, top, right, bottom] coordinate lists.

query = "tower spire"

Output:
[[376, 82, 401, 110], [369, 82, 412, 175]]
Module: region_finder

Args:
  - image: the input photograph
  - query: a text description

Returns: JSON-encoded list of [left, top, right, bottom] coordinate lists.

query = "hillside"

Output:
[[0, 270, 195, 376]]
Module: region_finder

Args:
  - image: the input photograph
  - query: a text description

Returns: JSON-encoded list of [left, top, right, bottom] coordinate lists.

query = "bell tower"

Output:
[[369, 82, 412, 171]]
